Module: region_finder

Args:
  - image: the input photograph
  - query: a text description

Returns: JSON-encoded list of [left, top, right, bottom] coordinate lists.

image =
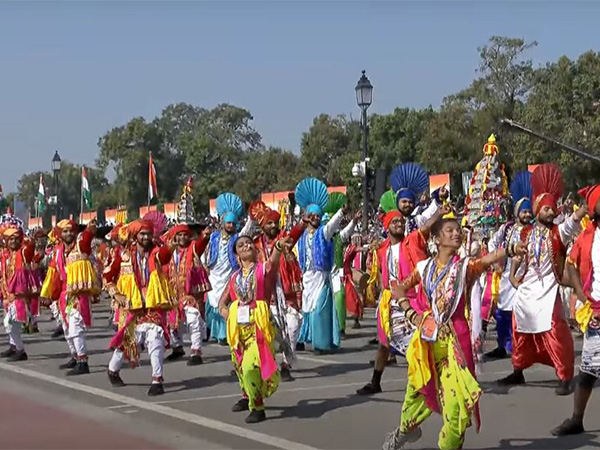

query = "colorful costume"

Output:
[[385, 256, 486, 450], [295, 178, 344, 351], [0, 221, 39, 359], [105, 220, 175, 392], [40, 220, 98, 373], [224, 262, 280, 414], [510, 165, 578, 385], [249, 201, 304, 368], [204, 193, 250, 342], [166, 224, 210, 360], [487, 171, 533, 355]]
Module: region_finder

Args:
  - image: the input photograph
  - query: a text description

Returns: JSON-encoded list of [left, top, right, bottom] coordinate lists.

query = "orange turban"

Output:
[[57, 219, 77, 231], [249, 200, 280, 228], [128, 219, 154, 237], [108, 224, 122, 241], [578, 184, 600, 214], [2, 226, 22, 239], [383, 211, 402, 230]]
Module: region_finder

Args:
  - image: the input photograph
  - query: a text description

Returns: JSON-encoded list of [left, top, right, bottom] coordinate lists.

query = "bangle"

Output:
[[275, 241, 284, 252]]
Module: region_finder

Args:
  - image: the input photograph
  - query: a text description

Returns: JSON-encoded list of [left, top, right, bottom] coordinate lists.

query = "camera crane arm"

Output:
[[500, 118, 600, 165]]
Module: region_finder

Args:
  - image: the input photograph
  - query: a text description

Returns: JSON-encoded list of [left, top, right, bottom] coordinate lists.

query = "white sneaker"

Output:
[[382, 427, 422, 450]]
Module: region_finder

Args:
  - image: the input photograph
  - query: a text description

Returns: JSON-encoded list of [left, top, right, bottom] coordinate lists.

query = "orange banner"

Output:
[[429, 173, 450, 195]]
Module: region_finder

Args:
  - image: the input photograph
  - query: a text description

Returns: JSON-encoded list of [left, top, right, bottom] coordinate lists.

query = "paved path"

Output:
[[1, 305, 599, 449]]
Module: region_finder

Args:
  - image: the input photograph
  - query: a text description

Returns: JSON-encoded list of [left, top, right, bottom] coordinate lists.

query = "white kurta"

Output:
[[592, 228, 600, 301], [301, 210, 344, 314], [488, 223, 525, 311], [514, 216, 579, 333]]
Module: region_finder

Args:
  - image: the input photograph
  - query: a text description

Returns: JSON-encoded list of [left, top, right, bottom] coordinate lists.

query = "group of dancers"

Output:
[[1, 160, 600, 446]]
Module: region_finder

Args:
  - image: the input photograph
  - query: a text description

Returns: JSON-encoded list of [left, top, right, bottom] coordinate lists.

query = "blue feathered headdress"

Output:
[[216, 192, 243, 224], [295, 178, 328, 217], [390, 163, 429, 205], [510, 171, 533, 215]]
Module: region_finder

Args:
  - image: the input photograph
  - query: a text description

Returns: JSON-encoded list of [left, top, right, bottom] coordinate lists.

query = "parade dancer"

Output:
[[103, 224, 127, 330], [295, 178, 346, 353], [165, 224, 211, 365], [357, 189, 449, 395], [218, 234, 291, 423], [0, 219, 38, 361], [40, 220, 99, 375], [204, 193, 250, 344], [382, 218, 526, 450], [552, 184, 599, 436], [498, 164, 585, 395], [485, 171, 533, 359], [247, 201, 305, 381], [105, 219, 176, 396]]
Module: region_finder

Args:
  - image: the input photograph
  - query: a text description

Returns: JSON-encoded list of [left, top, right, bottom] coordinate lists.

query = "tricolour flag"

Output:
[[37, 175, 46, 215], [82, 166, 92, 209], [148, 152, 158, 203]]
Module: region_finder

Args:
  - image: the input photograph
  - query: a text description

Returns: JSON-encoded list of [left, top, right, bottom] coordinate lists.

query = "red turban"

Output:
[[579, 184, 600, 214], [169, 224, 191, 240], [57, 219, 77, 231], [128, 219, 154, 237], [383, 211, 402, 230], [533, 193, 557, 216], [249, 201, 281, 228], [260, 209, 281, 228]]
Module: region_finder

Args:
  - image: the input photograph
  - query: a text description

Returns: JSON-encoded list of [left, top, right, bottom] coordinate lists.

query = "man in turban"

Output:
[[498, 181, 587, 395], [357, 204, 450, 395], [553, 184, 600, 435], [40, 219, 98, 376], [105, 219, 176, 396], [165, 224, 211, 366], [485, 195, 534, 360], [247, 202, 306, 381], [0, 225, 36, 361]]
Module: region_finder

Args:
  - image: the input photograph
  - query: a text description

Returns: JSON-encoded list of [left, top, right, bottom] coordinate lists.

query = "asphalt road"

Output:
[[0, 304, 599, 450]]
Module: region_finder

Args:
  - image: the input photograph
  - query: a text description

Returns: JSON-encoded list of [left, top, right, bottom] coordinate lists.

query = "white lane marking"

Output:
[[0, 362, 320, 450], [107, 378, 408, 409], [122, 409, 139, 414]]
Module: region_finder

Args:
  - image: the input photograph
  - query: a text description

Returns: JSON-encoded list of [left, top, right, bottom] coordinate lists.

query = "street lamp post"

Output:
[[355, 70, 373, 231], [52, 151, 62, 222]]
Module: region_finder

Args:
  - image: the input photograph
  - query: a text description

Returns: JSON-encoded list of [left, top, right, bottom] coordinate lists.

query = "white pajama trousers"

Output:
[[109, 323, 166, 382], [271, 305, 303, 365], [64, 308, 87, 358], [50, 301, 63, 327], [4, 303, 25, 351], [170, 306, 206, 352]]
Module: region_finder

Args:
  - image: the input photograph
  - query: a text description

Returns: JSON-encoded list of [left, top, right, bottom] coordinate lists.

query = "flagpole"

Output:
[[148, 152, 151, 207]]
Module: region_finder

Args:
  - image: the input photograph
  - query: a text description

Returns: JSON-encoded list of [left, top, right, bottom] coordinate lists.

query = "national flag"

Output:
[[82, 166, 93, 209], [37, 175, 46, 215], [148, 152, 158, 203]]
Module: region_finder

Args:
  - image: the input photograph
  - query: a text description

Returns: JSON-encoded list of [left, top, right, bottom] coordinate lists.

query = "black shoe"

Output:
[[166, 347, 185, 361], [368, 338, 379, 345], [66, 361, 90, 376], [555, 379, 573, 396], [147, 383, 165, 396], [187, 354, 203, 366], [31, 325, 39, 334], [232, 398, 249, 412], [280, 367, 294, 382], [352, 321, 362, 329], [108, 371, 125, 387], [295, 343, 305, 352], [1, 347, 16, 358], [356, 382, 382, 396], [230, 369, 238, 377], [51, 327, 64, 338], [485, 347, 508, 361], [340, 330, 346, 340], [218, 339, 228, 346], [497, 371, 525, 386], [245, 409, 266, 424], [314, 349, 326, 356], [60, 357, 78, 370], [8, 351, 28, 362], [552, 418, 584, 436]]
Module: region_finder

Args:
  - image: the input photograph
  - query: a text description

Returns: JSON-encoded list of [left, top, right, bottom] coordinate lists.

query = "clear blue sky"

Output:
[[1, 1, 598, 192]]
